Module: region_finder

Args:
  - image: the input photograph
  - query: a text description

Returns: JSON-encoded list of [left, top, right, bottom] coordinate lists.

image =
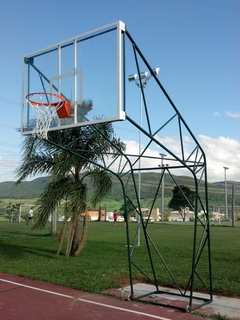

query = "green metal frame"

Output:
[[38, 26, 212, 312]]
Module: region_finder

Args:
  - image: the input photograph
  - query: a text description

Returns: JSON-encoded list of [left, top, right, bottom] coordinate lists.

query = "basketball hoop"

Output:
[[26, 92, 70, 139]]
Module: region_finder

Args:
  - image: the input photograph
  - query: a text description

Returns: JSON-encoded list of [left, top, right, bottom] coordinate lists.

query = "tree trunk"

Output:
[[74, 208, 89, 256], [70, 217, 80, 255], [179, 207, 186, 222], [51, 206, 57, 235]]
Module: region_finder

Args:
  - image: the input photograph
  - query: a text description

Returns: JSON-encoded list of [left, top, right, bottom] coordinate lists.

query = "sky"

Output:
[[0, 0, 239, 183]]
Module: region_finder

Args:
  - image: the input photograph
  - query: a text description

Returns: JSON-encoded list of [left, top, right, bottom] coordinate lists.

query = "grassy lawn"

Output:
[[0, 221, 239, 297]]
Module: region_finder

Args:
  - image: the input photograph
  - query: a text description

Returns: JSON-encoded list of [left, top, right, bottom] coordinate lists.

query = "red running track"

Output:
[[0, 273, 204, 320]]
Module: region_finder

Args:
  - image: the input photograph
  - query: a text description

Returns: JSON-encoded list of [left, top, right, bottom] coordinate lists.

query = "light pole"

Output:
[[128, 68, 160, 245], [159, 153, 167, 222], [223, 166, 229, 220]]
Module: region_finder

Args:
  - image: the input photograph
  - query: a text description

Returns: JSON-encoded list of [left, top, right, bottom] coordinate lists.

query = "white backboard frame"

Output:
[[21, 20, 126, 136]]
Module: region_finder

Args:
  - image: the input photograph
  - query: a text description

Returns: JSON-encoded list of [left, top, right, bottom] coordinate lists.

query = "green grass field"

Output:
[[0, 221, 239, 297]]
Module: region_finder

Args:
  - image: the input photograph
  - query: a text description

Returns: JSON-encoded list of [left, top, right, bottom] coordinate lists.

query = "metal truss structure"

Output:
[[36, 25, 213, 312]]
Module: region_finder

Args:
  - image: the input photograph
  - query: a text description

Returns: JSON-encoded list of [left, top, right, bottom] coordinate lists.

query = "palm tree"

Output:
[[16, 122, 125, 257]]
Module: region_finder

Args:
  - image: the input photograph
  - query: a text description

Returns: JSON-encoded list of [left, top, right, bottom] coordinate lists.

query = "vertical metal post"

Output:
[[232, 184, 235, 227], [27, 60, 31, 130], [137, 90, 142, 246], [160, 153, 167, 222], [223, 167, 229, 220], [18, 204, 22, 223], [161, 166, 165, 222]]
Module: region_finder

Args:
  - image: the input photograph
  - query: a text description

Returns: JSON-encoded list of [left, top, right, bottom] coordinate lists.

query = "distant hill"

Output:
[[213, 180, 240, 194], [0, 174, 239, 209], [0, 176, 52, 199]]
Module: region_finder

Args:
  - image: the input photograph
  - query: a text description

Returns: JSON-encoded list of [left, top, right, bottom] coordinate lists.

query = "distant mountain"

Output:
[[212, 180, 240, 194], [0, 176, 52, 199], [0, 174, 239, 209]]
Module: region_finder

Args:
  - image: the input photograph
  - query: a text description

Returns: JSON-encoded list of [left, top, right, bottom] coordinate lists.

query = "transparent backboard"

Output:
[[21, 21, 126, 135]]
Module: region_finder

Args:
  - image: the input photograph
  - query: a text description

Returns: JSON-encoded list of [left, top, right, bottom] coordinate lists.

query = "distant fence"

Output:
[[0, 155, 21, 183], [0, 155, 32, 224], [0, 203, 35, 224]]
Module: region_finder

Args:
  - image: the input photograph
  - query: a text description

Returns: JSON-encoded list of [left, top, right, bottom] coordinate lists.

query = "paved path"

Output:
[[106, 283, 240, 320]]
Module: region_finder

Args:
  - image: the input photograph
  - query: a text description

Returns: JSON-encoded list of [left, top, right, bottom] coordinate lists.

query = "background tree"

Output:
[[119, 199, 136, 220], [16, 122, 125, 257], [168, 185, 195, 221], [6, 202, 21, 222]]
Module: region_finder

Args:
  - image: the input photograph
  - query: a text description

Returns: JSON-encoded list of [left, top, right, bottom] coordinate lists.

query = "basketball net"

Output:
[[26, 92, 65, 139]]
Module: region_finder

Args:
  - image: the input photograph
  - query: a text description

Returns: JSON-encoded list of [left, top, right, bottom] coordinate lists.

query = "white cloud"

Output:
[[226, 111, 240, 118], [198, 135, 240, 182], [213, 111, 220, 117], [118, 135, 240, 183]]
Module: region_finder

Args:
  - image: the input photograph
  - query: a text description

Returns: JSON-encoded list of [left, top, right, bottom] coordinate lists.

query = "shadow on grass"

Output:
[[0, 241, 57, 260], [0, 242, 25, 259], [21, 247, 58, 259], [0, 222, 54, 237], [3, 230, 52, 237], [28, 233, 52, 237]]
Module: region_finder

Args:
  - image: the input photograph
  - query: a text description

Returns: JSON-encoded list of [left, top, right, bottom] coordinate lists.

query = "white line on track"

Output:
[[0, 278, 172, 320]]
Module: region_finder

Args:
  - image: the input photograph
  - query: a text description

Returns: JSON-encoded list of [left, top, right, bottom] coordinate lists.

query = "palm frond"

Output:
[[66, 182, 87, 214], [32, 177, 73, 229], [16, 153, 55, 183], [88, 170, 112, 208]]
